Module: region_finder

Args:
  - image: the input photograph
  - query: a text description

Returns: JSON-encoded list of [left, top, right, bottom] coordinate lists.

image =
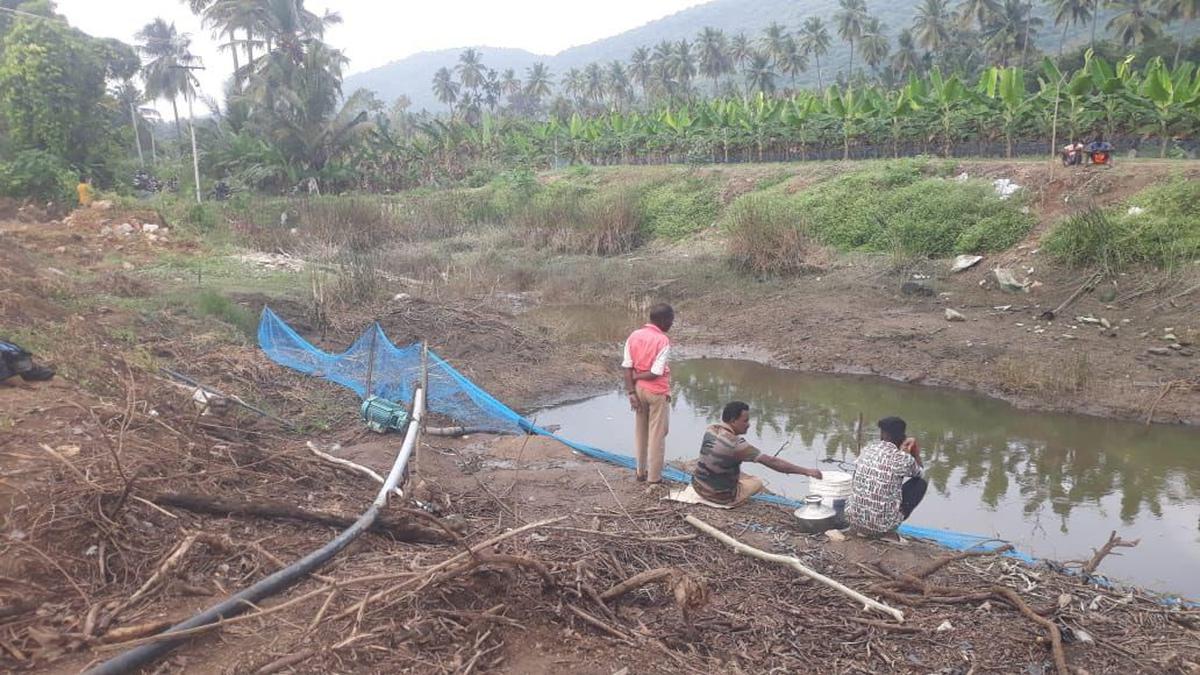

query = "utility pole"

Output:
[[171, 62, 206, 204]]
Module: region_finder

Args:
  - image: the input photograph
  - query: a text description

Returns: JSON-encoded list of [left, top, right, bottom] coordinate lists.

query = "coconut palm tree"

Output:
[[673, 39, 697, 95], [629, 47, 652, 99], [563, 68, 586, 105], [800, 17, 833, 89], [745, 50, 778, 95], [500, 68, 522, 102], [432, 66, 460, 112], [958, 0, 1001, 29], [457, 48, 486, 95], [892, 28, 924, 77], [1158, 0, 1200, 65], [860, 17, 891, 79], [1051, 0, 1093, 55], [135, 18, 196, 140], [524, 62, 553, 106], [651, 40, 676, 99], [201, 0, 267, 90], [606, 61, 632, 108], [697, 26, 732, 94], [983, 0, 1043, 65], [779, 38, 809, 90], [730, 32, 754, 71], [914, 0, 953, 62], [760, 21, 792, 66], [1106, 0, 1164, 47], [584, 62, 606, 105], [836, 0, 869, 79], [113, 79, 148, 166]]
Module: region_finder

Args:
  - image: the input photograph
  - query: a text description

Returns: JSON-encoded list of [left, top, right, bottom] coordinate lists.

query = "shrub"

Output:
[[1043, 209, 1129, 270], [792, 166, 1033, 256], [641, 177, 719, 239], [516, 184, 644, 255], [1045, 179, 1200, 269], [191, 290, 257, 337], [723, 193, 814, 276], [0, 149, 76, 207]]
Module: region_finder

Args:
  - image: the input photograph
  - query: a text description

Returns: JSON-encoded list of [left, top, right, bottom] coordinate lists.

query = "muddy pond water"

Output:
[[535, 358, 1200, 599]]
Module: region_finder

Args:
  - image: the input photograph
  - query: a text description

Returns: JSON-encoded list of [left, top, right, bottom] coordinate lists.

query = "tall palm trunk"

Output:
[[1089, 0, 1098, 49], [1059, 23, 1069, 57], [170, 97, 182, 144], [847, 38, 855, 81], [229, 29, 240, 90], [246, 28, 255, 71], [129, 100, 145, 167], [815, 54, 823, 89], [188, 95, 202, 204]]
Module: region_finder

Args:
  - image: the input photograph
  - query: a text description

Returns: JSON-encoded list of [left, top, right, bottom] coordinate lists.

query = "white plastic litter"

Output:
[[992, 178, 1021, 199]]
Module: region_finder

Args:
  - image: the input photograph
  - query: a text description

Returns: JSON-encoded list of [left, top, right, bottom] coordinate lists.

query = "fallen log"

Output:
[[146, 492, 447, 543], [685, 515, 904, 622]]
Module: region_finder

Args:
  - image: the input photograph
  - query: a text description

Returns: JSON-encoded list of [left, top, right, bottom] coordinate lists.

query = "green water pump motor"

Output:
[[360, 396, 409, 433]]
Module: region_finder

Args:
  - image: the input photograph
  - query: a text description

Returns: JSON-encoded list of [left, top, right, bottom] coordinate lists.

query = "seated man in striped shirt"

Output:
[[693, 401, 823, 507], [847, 416, 927, 540]]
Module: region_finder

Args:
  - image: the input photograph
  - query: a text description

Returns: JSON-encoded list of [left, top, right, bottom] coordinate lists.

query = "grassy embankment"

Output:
[[77, 160, 1200, 353]]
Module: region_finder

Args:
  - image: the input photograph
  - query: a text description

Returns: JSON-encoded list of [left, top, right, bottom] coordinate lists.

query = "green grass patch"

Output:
[[640, 177, 719, 239], [790, 163, 1033, 256], [1045, 178, 1200, 269], [189, 289, 258, 337]]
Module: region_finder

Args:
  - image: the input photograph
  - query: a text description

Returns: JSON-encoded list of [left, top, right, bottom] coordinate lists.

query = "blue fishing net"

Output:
[[257, 307, 1028, 562]]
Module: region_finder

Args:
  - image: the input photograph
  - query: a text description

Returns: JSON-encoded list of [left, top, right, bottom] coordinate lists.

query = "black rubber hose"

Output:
[[86, 386, 427, 674]]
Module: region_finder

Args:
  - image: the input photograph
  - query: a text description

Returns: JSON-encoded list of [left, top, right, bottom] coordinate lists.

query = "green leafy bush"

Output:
[[1045, 179, 1200, 269], [641, 177, 719, 239], [722, 192, 813, 276], [792, 166, 1032, 256], [191, 290, 257, 337], [0, 149, 76, 206]]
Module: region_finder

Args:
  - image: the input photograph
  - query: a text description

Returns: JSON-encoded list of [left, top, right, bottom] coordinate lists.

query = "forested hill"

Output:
[[344, 0, 1096, 111]]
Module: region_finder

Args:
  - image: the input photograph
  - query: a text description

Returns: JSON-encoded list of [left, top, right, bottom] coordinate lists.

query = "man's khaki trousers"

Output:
[[634, 388, 669, 482]]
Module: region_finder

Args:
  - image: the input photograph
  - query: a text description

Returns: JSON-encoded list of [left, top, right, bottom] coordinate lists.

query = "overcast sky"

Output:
[[58, 0, 706, 108]]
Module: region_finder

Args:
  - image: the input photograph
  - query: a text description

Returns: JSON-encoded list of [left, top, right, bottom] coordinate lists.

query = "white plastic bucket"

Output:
[[809, 470, 853, 517]]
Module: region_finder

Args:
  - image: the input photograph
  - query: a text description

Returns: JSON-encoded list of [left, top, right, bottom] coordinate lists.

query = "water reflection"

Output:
[[537, 359, 1200, 598]]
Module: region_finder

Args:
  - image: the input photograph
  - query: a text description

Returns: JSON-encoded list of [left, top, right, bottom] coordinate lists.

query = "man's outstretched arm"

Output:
[[755, 454, 823, 479]]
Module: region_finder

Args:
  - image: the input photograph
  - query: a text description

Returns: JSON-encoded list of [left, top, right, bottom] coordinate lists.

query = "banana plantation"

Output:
[[349, 54, 1199, 192]]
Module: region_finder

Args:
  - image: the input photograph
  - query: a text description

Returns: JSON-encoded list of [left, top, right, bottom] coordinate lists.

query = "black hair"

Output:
[[877, 416, 907, 443], [722, 401, 750, 423], [649, 303, 674, 328]]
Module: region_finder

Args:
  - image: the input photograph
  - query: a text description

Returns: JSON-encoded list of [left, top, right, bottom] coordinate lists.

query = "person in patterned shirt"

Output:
[[847, 416, 926, 539]]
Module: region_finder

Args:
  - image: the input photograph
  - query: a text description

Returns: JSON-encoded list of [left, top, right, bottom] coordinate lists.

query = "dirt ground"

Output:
[[1, 160, 1199, 674]]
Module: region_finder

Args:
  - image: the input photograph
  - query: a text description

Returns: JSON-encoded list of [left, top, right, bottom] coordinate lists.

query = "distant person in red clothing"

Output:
[[622, 303, 674, 483]]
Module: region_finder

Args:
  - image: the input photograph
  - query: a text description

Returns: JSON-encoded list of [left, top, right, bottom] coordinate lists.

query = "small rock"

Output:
[[92, 199, 113, 211], [825, 529, 847, 542], [1016, 322, 1025, 327], [141, 223, 159, 233], [1179, 349, 1194, 357], [1099, 286, 1118, 302], [54, 246, 66, 254], [1061, 334, 1077, 340], [1127, 205, 1145, 216], [392, 293, 411, 302], [993, 305, 1012, 311], [612, 668, 629, 675], [901, 281, 935, 297], [951, 254, 984, 273], [1169, 344, 1183, 351], [122, 262, 134, 271], [936, 620, 954, 632], [1077, 316, 1100, 325], [1100, 318, 1111, 329], [1148, 347, 1172, 356], [115, 223, 134, 236], [1121, 319, 1131, 324], [955, 172, 970, 182], [945, 308, 966, 322], [1072, 627, 1095, 644], [1164, 333, 1179, 342], [993, 268, 1027, 293], [978, 601, 993, 612]]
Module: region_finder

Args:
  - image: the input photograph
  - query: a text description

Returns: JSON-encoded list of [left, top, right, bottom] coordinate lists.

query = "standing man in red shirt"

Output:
[[622, 304, 674, 483]]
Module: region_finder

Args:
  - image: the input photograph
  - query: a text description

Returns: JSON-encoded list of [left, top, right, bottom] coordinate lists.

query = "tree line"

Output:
[[427, 0, 1200, 121], [0, 0, 1197, 204]]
